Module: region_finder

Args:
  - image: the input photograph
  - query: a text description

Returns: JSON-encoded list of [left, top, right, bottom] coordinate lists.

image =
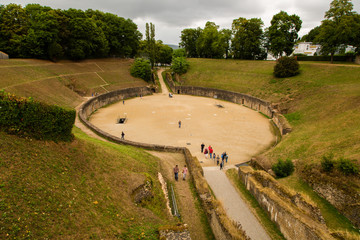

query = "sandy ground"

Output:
[[89, 92, 275, 167]]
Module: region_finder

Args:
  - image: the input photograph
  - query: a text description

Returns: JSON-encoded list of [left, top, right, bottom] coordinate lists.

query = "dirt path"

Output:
[[157, 69, 169, 95], [204, 166, 271, 240], [149, 151, 208, 240]]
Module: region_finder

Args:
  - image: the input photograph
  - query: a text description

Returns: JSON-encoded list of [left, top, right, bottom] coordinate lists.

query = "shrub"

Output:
[[337, 158, 359, 175], [130, 58, 152, 82], [272, 159, 295, 178], [274, 56, 300, 78], [171, 57, 189, 75], [321, 153, 335, 172], [0, 91, 75, 141]]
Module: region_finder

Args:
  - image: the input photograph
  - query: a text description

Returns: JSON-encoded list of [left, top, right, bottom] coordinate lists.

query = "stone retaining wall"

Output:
[[238, 166, 334, 240], [78, 87, 248, 240], [164, 73, 291, 135]]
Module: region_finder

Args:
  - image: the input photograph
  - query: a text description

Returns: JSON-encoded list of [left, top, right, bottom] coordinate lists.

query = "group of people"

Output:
[[173, 165, 188, 181], [201, 143, 229, 170]]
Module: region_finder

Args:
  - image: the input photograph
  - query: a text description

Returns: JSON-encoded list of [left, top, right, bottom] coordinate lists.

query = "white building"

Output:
[[293, 42, 321, 56]]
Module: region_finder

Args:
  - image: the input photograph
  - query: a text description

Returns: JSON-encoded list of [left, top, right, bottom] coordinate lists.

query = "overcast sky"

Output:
[[2, 0, 360, 45]]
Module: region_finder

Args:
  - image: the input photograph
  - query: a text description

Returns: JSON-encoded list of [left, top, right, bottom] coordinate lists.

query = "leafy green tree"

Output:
[[196, 21, 225, 58], [300, 26, 321, 42], [220, 29, 232, 59], [266, 11, 302, 58], [180, 28, 202, 57], [24, 7, 62, 59], [232, 17, 264, 59], [67, 17, 109, 60], [146, 22, 156, 68], [156, 42, 173, 65], [172, 48, 186, 58], [325, 0, 355, 21], [130, 58, 152, 82], [0, 4, 29, 57], [171, 57, 189, 75], [316, 0, 358, 63]]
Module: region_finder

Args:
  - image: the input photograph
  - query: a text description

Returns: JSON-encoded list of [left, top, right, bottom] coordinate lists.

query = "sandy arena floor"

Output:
[[89, 92, 275, 166]]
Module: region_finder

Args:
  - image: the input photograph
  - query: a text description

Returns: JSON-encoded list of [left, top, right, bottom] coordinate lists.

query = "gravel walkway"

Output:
[[204, 166, 271, 240]]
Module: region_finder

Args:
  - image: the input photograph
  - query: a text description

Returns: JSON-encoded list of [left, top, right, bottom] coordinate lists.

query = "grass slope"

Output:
[[0, 128, 174, 239], [0, 59, 147, 108], [182, 58, 360, 233]]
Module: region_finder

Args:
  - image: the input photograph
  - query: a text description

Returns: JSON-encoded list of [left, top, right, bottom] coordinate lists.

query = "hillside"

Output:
[[182, 59, 360, 167], [0, 58, 147, 108], [181, 58, 360, 234], [0, 127, 175, 239]]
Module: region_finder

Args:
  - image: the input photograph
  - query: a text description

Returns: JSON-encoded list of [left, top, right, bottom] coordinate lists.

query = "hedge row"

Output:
[[0, 92, 75, 141], [296, 55, 355, 62]]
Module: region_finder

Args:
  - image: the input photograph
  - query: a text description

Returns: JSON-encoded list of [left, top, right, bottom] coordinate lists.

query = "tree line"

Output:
[[180, 11, 301, 60], [180, 0, 360, 61], [0, 4, 141, 60]]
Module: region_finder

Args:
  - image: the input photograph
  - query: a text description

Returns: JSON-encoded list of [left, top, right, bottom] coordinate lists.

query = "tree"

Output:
[[316, 0, 359, 63], [232, 17, 264, 59], [0, 4, 29, 57], [180, 28, 201, 57], [266, 11, 302, 58], [300, 26, 321, 43], [171, 57, 189, 75], [172, 48, 186, 58], [130, 58, 152, 82], [145, 22, 156, 68], [196, 21, 225, 58], [156, 41, 173, 65], [325, 0, 355, 21], [220, 29, 232, 59], [315, 20, 340, 63]]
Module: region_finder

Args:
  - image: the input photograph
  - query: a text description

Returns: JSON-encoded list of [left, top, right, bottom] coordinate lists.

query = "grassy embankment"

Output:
[[182, 58, 360, 234], [0, 59, 177, 239], [0, 58, 147, 108], [0, 128, 175, 239]]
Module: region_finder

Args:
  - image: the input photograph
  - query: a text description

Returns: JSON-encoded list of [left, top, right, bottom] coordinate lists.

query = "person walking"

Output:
[[216, 154, 220, 165], [213, 153, 216, 164], [178, 120, 181, 128], [201, 143, 205, 153], [204, 148, 208, 159], [182, 165, 188, 180], [174, 165, 179, 181], [225, 154, 228, 163], [220, 161, 223, 170], [121, 131, 125, 139], [209, 146, 213, 159]]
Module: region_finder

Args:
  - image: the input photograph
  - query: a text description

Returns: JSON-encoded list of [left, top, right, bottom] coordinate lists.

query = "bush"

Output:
[[274, 56, 300, 78], [171, 57, 189, 75], [321, 153, 335, 172], [337, 158, 359, 175], [272, 159, 295, 178], [130, 58, 152, 82], [0, 91, 75, 141]]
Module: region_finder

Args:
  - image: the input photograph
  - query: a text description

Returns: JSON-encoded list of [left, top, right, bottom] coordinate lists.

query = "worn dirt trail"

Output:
[[149, 151, 208, 240]]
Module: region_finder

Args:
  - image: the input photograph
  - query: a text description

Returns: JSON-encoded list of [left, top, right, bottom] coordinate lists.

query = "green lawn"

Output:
[[0, 128, 176, 239]]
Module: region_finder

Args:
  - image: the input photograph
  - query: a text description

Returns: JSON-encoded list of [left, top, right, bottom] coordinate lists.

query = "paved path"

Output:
[[204, 166, 271, 240]]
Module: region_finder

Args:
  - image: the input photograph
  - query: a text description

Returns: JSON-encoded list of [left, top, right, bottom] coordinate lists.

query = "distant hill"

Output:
[[166, 44, 180, 50]]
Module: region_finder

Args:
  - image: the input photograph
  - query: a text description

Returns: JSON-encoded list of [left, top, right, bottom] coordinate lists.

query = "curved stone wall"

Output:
[[78, 86, 248, 240], [164, 73, 291, 135]]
